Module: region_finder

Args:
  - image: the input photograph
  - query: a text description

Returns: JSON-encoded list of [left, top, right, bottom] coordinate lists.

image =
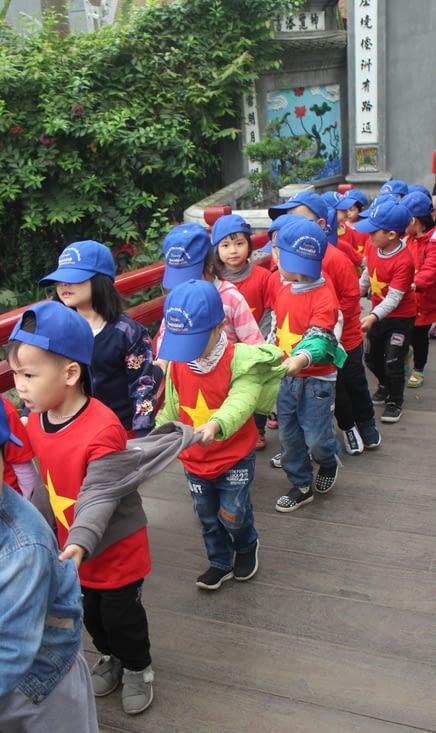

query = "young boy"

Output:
[[156, 279, 287, 590], [355, 200, 416, 423], [6, 300, 154, 716], [272, 216, 346, 512], [0, 397, 99, 733]]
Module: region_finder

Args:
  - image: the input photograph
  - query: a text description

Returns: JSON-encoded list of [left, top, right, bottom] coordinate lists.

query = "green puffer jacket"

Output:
[[156, 343, 287, 441]]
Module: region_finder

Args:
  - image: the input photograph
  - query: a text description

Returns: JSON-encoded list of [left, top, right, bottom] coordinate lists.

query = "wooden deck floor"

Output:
[[89, 349, 436, 733]]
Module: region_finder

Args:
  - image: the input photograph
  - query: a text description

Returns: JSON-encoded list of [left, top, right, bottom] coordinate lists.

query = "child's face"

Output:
[[336, 209, 347, 223], [56, 279, 92, 310], [199, 322, 224, 359], [9, 344, 76, 414], [217, 233, 249, 271], [369, 228, 399, 250], [346, 204, 361, 223]]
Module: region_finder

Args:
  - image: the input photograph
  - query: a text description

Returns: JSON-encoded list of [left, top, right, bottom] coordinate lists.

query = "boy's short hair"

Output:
[[158, 279, 225, 362], [162, 223, 211, 289], [0, 398, 23, 449], [354, 200, 412, 234], [268, 191, 328, 222], [8, 301, 94, 393], [275, 215, 327, 279], [39, 240, 116, 284]]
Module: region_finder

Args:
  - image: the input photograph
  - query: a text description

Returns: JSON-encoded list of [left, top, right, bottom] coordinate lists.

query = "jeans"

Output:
[[364, 317, 414, 405], [185, 451, 258, 571], [335, 342, 375, 430], [278, 376, 338, 489]]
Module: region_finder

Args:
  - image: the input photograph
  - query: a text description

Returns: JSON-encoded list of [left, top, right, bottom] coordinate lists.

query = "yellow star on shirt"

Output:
[[46, 469, 76, 530], [369, 268, 388, 299], [181, 389, 216, 428], [276, 313, 302, 356]]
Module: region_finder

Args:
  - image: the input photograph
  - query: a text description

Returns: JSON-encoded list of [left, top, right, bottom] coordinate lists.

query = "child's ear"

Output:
[[65, 361, 83, 386]]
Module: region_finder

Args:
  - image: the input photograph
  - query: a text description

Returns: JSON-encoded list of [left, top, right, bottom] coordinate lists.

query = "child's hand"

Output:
[[59, 544, 86, 567], [361, 313, 377, 333], [284, 353, 309, 376], [195, 419, 220, 446]]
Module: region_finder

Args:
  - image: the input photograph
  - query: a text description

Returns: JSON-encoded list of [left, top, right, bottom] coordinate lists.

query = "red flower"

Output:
[[39, 134, 55, 146], [294, 105, 307, 118], [9, 126, 22, 134], [293, 87, 305, 97]]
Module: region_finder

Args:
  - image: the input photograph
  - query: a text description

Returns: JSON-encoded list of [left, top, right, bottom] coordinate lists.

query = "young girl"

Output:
[[212, 214, 275, 449], [40, 240, 162, 437], [402, 191, 436, 387]]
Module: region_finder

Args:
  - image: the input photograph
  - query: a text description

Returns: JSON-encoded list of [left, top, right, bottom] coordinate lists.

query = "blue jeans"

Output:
[[278, 376, 338, 489], [184, 452, 258, 571]]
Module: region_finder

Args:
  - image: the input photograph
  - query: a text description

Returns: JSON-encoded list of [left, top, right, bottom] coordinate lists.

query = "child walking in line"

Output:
[[271, 216, 346, 513], [7, 301, 155, 715], [39, 240, 162, 437], [212, 213, 275, 450], [0, 394, 38, 498], [156, 279, 286, 590], [401, 191, 436, 387], [356, 200, 416, 423], [0, 398, 99, 733]]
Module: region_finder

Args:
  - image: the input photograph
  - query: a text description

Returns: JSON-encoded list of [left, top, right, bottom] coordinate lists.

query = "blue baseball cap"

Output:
[[379, 179, 408, 197], [0, 399, 23, 448], [158, 279, 225, 362], [40, 240, 116, 284], [9, 301, 94, 394], [211, 214, 252, 248], [407, 184, 432, 200], [402, 191, 435, 217], [162, 223, 211, 289], [358, 193, 396, 218], [275, 215, 327, 278], [354, 201, 412, 233], [335, 188, 368, 210], [268, 191, 328, 222]]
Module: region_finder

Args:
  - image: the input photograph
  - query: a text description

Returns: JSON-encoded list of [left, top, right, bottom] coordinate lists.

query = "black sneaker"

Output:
[[315, 464, 338, 493], [371, 385, 388, 404], [233, 539, 259, 582], [196, 567, 233, 591], [357, 420, 381, 449], [275, 486, 313, 512], [381, 402, 402, 423]]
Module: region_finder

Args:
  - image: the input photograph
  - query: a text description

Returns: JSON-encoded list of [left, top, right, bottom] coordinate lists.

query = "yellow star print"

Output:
[[276, 313, 302, 356], [46, 469, 76, 530], [181, 389, 216, 428], [369, 268, 388, 299]]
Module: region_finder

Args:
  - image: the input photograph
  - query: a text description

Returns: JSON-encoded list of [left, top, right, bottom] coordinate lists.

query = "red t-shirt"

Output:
[[2, 395, 34, 494], [365, 245, 416, 318], [27, 398, 151, 589], [233, 264, 273, 324], [170, 344, 257, 479], [322, 244, 364, 352]]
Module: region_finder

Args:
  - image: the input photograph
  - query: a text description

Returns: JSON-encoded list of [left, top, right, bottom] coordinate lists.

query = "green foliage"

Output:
[[0, 0, 304, 286]]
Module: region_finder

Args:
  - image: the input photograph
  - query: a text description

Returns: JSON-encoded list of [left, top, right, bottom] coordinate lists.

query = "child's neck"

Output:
[[76, 306, 106, 330], [47, 390, 88, 424]]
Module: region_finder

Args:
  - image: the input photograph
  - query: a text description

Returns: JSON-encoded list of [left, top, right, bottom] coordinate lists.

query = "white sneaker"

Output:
[[342, 426, 364, 455]]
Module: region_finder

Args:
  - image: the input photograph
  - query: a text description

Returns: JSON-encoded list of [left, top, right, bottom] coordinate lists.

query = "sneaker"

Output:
[[121, 666, 154, 715], [196, 566, 234, 590], [275, 486, 313, 513], [371, 385, 388, 404], [234, 539, 259, 581], [407, 369, 424, 388], [381, 402, 402, 423], [342, 426, 364, 455], [315, 464, 338, 493], [91, 654, 122, 697], [357, 420, 381, 449], [270, 451, 282, 468], [266, 412, 278, 429], [429, 323, 436, 338], [255, 434, 266, 450]]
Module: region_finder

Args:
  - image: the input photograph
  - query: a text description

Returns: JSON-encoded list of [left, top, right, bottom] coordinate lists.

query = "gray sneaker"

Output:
[[122, 666, 154, 715], [91, 654, 122, 696]]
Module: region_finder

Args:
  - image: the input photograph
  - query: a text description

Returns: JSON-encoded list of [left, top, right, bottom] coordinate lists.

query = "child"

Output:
[[212, 213, 275, 449], [271, 216, 346, 513], [0, 397, 99, 733], [379, 179, 408, 199], [334, 188, 370, 258], [158, 222, 264, 347], [0, 394, 38, 497], [39, 240, 161, 437], [156, 279, 287, 590], [402, 191, 436, 387], [355, 200, 416, 423], [7, 300, 154, 715]]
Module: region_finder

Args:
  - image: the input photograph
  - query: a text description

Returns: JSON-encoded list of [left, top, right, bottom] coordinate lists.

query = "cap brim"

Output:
[[39, 267, 95, 285], [353, 219, 378, 232], [335, 197, 356, 210], [162, 263, 204, 289], [158, 327, 211, 362], [260, 241, 272, 254], [277, 249, 321, 278], [268, 202, 294, 219]]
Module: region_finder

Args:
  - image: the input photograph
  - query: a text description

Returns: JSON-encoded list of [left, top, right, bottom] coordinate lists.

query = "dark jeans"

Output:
[[82, 579, 151, 671], [364, 317, 414, 406], [411, 323, 431, 371], [335, 342, 375, 430]]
